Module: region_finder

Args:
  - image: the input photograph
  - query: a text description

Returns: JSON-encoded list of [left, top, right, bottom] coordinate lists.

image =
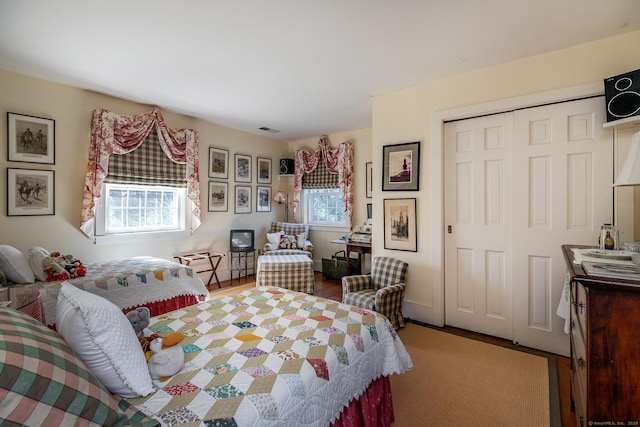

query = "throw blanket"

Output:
[[19, 257, 209, 326], [126, 287, 413, 426]]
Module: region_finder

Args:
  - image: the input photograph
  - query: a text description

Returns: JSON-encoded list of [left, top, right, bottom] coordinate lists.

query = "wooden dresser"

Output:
[[562, 245, 640, 427]]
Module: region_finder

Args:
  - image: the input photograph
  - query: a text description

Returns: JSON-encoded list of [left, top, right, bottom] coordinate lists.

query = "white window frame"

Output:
[[95, 183, 188, 241], [302, 188, 350, 231]]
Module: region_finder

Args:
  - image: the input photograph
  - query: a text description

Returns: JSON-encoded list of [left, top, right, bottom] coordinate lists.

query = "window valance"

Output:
[[80, 108, 200, 240], [293, 136, 353, 223]]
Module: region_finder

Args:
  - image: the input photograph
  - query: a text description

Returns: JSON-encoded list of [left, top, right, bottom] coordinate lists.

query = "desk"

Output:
[[331, 239, 372, 275], [174, 251, 224, 288]]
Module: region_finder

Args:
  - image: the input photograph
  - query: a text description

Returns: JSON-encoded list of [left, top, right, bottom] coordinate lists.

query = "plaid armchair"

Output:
[[341, 256, 408, 329], [262, 222, 314, 255]]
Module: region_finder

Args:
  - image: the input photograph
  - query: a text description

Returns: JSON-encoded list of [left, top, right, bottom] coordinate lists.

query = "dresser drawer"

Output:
[[571, 281, 588, 337], [571, 330, 588, 399]]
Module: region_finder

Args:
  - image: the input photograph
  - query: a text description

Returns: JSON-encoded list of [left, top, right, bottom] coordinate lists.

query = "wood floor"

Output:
[[207, 272, 574, 427]]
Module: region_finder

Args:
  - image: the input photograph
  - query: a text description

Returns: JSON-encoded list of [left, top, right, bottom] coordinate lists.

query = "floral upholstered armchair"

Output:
[[342, 256, 408, 329], [262, 222, 313, 256]]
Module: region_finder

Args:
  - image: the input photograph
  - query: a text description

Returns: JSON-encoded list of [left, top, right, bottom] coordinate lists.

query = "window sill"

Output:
[[308, 224, 351, 233], [95, 230, 190, 245]]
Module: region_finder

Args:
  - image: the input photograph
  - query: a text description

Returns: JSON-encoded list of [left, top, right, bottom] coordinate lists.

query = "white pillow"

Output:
[[296, 232, 307, 249], [267, 230, 284, 244], [28, 246, 50, 282], [56, 282, 153, 398], [0, 245, 35, 284]]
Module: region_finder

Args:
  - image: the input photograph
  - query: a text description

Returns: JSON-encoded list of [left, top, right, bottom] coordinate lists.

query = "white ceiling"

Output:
[[1, 1, 639, 141]]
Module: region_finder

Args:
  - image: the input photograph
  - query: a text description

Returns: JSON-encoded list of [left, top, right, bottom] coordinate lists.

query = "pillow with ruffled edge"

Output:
[[278, 234, 298, 249], [28, 246, 50, 282], [0, 306, 156, 426], [267, 230, 284, 244], [0, 245, 35, 284], [56, 281, 154, 398]]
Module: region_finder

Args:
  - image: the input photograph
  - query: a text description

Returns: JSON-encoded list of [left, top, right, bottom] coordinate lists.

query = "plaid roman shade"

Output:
[[106, 128, 186, 187], [302, 153, 339, 189]]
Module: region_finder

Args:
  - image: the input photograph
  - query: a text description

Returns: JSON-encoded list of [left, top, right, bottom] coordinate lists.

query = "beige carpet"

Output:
[[391, 322, 558, 427]]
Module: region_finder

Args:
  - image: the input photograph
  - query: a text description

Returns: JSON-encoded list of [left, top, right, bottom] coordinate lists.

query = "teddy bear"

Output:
[[147, 331, 185, 381]]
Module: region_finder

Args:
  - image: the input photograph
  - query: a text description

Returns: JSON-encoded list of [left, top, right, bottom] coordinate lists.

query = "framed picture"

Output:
[[7, 168, 55, 216], [7, 112, 55, 164], [256, 186, 271, 212], [208, 181, 228, 212], [382, 141, 420, 191], [383, 198, 417, 252], [208, 147, 229, 179], [235, 154, 252, 182], [235, 185, 252, 213], [257, 157, 272, 184], [366, 161, 373, 198]]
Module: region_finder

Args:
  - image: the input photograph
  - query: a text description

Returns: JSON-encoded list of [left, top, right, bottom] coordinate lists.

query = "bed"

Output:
[[0, 245, 209, 328], [0, 284, 413, 426], [126, 286, 413, 426]]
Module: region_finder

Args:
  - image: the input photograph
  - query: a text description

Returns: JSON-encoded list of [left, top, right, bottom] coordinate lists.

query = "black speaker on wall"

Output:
[[279, 158, 294, 175], [604, 68, 640, 122]]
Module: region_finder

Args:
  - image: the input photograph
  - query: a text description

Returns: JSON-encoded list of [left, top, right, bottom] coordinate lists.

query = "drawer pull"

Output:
[[577, 357, 585, 368]]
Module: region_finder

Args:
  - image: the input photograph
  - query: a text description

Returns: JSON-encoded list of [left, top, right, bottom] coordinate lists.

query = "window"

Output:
[[99, 184, 186, 235], [303, 188, 348, 228]]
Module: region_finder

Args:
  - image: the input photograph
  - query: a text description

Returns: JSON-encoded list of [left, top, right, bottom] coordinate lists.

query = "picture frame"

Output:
[[235, 185, 252, 214], [208, 181, 228, 212], [366, 161, 373, 198], [208, 147, 229, 179], [256, 186, 271, 212], [257, 157, 272, 184], [383, 198, 417, 252], [235, 154, 252, 182], [7, 112, 55, 164], [382, 141, 420, 191], [7, 168, 55, 216]]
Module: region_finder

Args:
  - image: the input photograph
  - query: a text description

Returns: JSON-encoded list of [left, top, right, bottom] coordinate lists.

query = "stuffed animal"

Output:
[[43, 252, 87, 281], [147, 331, 185, 381], [125, 307, 158, 358]]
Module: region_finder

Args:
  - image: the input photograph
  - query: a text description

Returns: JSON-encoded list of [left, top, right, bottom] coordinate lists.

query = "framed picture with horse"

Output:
[[7, 168, 55, 216], [7, 112, 55, 164]]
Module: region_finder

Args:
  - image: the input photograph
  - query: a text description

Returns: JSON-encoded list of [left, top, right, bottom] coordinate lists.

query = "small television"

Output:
[[230, 229, 254, 252]]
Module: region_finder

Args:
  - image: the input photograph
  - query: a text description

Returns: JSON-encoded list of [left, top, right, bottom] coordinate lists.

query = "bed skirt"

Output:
[[331, 376, 394, 427], [122, 294, 202, 317]]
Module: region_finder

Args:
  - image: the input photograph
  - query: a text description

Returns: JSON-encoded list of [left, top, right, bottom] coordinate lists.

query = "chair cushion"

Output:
[[343, 289, 376, 310]]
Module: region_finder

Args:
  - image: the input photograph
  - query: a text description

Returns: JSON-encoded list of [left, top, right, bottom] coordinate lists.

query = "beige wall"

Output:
[[371, 30, 640, 324], [0, 70, 288, 282]]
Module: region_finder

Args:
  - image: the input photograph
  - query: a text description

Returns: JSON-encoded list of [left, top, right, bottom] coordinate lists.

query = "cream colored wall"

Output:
[[288, 128, 373, 270], [371, 30, 640, 325], [0, 70, 288, 282]]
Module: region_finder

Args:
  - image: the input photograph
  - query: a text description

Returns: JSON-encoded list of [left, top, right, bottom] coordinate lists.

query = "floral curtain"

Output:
[[293, 136, 353, 223], [80, 108, 200, 240]]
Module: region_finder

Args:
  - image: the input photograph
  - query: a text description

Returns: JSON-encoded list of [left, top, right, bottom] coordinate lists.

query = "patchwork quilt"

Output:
[[18, 257, 209, 326], [125, 287, 413, 426]]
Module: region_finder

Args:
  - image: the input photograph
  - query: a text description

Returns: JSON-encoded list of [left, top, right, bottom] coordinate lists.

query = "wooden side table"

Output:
[[174, 250, 224, 288], [331, 239, 372, 275]]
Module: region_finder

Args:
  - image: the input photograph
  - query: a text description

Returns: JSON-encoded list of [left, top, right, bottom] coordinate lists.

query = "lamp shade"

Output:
[[614, 131, 640, 187], [273, 191, 287, 204]]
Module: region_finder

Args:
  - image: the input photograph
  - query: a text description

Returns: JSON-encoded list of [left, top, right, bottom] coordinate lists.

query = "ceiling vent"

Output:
[[259, 126, 280, 133]]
